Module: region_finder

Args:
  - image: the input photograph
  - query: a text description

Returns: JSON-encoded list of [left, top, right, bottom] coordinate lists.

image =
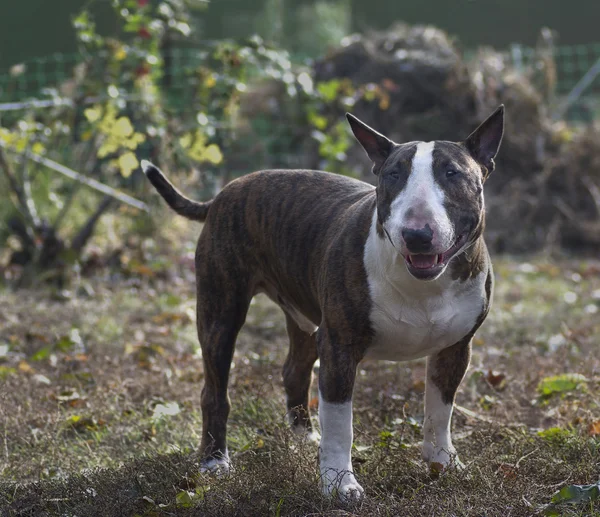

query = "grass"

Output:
[[1, 238, 600, 516]]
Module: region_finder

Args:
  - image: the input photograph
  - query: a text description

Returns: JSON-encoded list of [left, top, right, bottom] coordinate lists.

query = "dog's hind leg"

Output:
[[197, 272, 252, 473], [422, 337, 471, 471], [282, 312, 319, 441]]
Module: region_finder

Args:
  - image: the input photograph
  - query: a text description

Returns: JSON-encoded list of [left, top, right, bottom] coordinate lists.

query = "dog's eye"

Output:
[[388, 170, 400, 179], [446, 169, 461, 178]]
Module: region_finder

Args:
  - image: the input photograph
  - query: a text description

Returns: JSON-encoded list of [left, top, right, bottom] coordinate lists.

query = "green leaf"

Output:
[[0, 366, 17, 379], [30, 345, 52, 362], [317, 80, 340, 102], [64, 414, 102, 432], [537, 373, 588, 398], [377, 430, 394, 447], [118, 152, 139, 178], [202, 144, 223, 165], [113, 117, 134, 138], [55, 335, 75, 353], [552, 483, 600, 504], [175, 490, 196, 508], [538, 427, 573, 443], [545, 482, 600, 514], [98, 141, 119, 159], [84, 106, 102, 123], [307, 111, 328, 130]]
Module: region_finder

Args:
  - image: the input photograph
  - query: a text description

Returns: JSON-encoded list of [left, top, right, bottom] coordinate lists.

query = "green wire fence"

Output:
[[1, 43, 600, 120]]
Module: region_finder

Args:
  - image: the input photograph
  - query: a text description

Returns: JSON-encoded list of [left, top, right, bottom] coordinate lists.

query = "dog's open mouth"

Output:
[[403, 233, 468, 279]]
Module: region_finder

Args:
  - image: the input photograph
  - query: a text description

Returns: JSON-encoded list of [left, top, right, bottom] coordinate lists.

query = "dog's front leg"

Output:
[[317, 330, 364, 501], [422, 337, 471, 471]]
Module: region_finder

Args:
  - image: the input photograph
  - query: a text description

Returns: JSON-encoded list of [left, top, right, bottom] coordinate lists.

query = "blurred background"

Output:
[[1, 0, 600, 285], [4, 5, 600, 513]]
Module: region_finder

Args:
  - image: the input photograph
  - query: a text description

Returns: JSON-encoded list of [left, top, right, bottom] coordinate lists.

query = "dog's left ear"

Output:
[[346, 113, 393, 174], [465, 105, 505, 176]]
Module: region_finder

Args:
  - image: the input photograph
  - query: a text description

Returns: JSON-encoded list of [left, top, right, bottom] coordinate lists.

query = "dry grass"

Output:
[[1, 242, 599, 516]]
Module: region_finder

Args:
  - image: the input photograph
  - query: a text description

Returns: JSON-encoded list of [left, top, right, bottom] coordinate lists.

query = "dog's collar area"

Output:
[[403, 233, 468, 279]]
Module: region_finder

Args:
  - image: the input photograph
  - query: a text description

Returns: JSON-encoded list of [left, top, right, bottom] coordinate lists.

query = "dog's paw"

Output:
[[423, 442, 465, 474], [307, 429, 321, 443], [321, 471, 364, 502], [421, 440, 435, 463], [422, 442, 464, 473], [291, 425, 321, 444], [199, 456, 230, 476]]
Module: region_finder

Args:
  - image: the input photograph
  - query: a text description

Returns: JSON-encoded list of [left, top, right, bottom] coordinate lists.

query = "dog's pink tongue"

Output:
[[409, 254, 437, 269]]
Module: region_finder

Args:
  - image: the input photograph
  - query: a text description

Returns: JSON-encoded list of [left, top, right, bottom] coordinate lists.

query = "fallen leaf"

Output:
[[30, 345, 52, 362], [18, 361, 34, 373], [497, 463, 518, 480], [64, 415, 104, 432], [381, 78, 399, 91], [589, 420, 600, 436], [151, 402, 181, 420], [33, 374, 51, 385], [486, 369, 507, 390], [176, 490, 196, 508], [0, 366, 17, 378], [545, 482, 600, 515], [537, 373, 588, 399]]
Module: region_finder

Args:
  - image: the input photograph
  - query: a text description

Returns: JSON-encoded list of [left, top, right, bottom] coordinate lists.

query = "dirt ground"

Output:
[[0, 228, 599, 516]]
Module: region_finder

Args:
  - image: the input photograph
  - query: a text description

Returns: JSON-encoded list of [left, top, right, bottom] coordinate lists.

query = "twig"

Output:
[[0, 141, 149, 212], [514, 447, 539, 468], [0, 146, 40, 232], [454, 404, 495, 424], [71, 196, 113, 252], [20, 142, 41, 228], [53, 140, 97, 231], [3, 427, 8, 462], [582, 175, 600, 216]]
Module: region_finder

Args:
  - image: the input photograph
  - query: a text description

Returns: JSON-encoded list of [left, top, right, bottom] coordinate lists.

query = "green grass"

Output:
[[1, 252, 599, 516]]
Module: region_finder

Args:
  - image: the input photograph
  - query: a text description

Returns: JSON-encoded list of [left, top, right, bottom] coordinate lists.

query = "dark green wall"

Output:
[[350, 0, 600, 48], [0, 0, 598, 71]]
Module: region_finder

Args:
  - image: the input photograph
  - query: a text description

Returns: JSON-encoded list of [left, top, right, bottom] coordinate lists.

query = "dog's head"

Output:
[[348, 106, 504, 281]]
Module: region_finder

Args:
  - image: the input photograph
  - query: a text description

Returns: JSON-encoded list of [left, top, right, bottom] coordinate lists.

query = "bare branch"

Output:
[[0, 141, 149, 212], [0, 146, 40, 232], [582, 175, 600, 216], [71, 196, 113, 252], [53, 140, 97, 232]]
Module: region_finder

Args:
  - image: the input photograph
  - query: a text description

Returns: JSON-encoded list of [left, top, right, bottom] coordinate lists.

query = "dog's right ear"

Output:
[[346, 113, 393, 174]]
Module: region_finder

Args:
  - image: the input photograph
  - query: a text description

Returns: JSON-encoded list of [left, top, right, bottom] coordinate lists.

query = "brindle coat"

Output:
[[141, 105, 503, 489]]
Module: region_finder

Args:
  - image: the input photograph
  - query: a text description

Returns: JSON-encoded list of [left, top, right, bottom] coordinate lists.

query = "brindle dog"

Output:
[[141, 105, 504, 500]]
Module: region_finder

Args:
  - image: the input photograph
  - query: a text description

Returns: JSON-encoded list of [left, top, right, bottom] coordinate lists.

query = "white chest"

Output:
[[362, 213, 486, 362], [365, 278, 484, 361]]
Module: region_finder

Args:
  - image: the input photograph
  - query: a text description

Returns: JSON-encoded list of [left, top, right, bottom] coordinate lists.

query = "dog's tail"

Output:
[[141, 160, 212, 222]]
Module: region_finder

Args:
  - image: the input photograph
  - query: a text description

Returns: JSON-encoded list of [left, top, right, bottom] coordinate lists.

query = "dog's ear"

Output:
[[465, 105, 504, 176], [346, 113, 393, 174]]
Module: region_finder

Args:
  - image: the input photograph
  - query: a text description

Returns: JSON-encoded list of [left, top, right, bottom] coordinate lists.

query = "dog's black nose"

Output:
[[402, 226, 434, 253]]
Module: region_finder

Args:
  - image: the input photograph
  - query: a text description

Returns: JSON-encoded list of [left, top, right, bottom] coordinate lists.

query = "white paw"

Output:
[[199, 455, 230, 475], [291, 425, 321, 444], [305, 429, 322, 444], [321, 470, 364, 502], [422, 442, 464, 472]]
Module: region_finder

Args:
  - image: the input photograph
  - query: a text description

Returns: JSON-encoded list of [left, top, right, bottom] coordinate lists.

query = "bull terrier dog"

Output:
[[141, 105, 504, 500]]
